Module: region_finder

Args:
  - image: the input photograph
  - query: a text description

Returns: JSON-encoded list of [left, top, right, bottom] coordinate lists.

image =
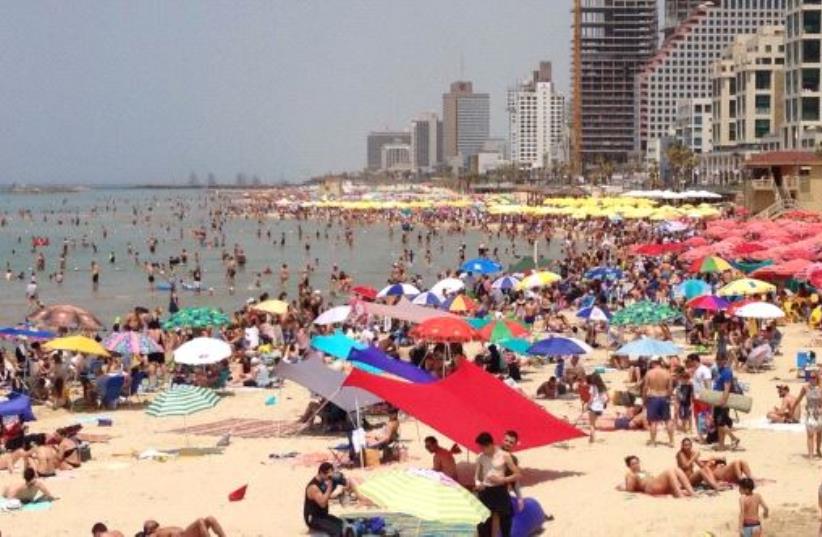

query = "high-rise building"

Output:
[[673, 98, 713, 155], [507, 61, 567, 169], [442, 81, 490, 165], [366, 131, 411, 171], [635, 1, 785, 156], [381, 144, 412, 171], [663, 0, 704, 37], [784, 2, 822, 149], [571, 0, 658, 168], [410, 112, 442, 172]]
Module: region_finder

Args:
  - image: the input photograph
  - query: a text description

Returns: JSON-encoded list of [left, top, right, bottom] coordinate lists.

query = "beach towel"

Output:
[[739, 417, 806, 433]]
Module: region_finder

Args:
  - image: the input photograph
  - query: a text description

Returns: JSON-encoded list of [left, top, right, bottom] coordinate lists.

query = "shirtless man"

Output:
[[643, 358, 674, 447], [707, 458, 754, 484], [3, 467, 56, 503], [91, 522, 125, 537], [141, 517, 226, 537], [26, 444, 60, 477], [623, 455, 694, 498], [767, 385, 800, 423], [424, 436, 457, 480]]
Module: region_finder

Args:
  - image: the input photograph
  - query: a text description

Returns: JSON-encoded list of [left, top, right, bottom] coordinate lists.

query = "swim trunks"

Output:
[[646, 396, 670, 423]]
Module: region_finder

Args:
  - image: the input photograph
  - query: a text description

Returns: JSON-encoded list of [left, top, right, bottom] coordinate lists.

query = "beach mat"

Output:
[[740, 417, 806, 433], [697, 390, 753, 413], [166, 418, 302, 439]]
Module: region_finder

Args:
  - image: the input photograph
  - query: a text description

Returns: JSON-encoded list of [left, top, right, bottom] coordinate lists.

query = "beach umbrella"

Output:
[[717, 278, 776, 297], [517, 271, 562, 290], [412, 292, 443, 307], [429, 278, 465, 298], [507, 256, 550, 273], [616, 338, 681, 357], [146, 385, 220, 442], [497, 338, 530, 354], [377, 283, 420, 298], [460, 258, 502, 275], [689, 255, 733, 273], [491, 275, 520, 290], [357, 468, 489, 526], [27, 304, 103, 331], [527, 336, 589, 356], [465, 317, 491, 330], [173, 337, 232, 366], [310, 330, 366, 359], [162, 307, 230, 330], [440, 295, 478, 314], [410, 317, 477, 343], [478, 320, 529, 343], [674, 278, 711, 300], [733, 301, 785, 319], [313, 305, 352, 325], [351, 285, 378, 301], [610, 301, 680, 327], [44, 335, 109, 357], [0, 327, 55, 341], [251, 300, 289, 316], [686, 295, 729, 311], [583, 267, 624, 281], [102, 332, 163, 356], [576, 305, 611, 322]]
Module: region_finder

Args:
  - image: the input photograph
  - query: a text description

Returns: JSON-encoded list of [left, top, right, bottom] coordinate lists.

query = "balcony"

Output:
[[748, 176, 799, 191]]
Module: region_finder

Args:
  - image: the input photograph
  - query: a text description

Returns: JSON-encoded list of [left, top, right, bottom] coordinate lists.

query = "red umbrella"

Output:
[[632, 243, 684, 256], [687, 295, 729, 311], [410, 317, 478, 343], [683, 236, 709, 247], [351, 285, 377, 301], [733, 242, 766, 256]]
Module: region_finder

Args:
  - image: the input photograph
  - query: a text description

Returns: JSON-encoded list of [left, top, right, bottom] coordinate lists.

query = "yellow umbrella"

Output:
[[252, 300, 289, 315], [517, 271, 562, 289], [717, 278, 776, 297], [45, 335, 109, 356]]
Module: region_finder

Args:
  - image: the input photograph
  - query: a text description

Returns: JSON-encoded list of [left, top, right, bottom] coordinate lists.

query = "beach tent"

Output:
[[310, 331, 366, 360], [276, 356, 380, 412], [348, 347, 435, 384], [361, 297, 457, 324], [344, 361, 585, 452], [0, 393, 36, 422]]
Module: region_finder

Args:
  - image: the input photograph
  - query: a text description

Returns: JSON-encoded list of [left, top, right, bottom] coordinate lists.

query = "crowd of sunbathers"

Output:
[[90, 516, 227, 537]]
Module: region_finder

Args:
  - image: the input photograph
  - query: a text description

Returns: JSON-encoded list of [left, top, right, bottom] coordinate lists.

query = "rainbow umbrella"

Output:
[[689, 255, 733, 273], [102, 332, 163, 356], [686, 295, 729, 311], [441, 295, 478, 314]]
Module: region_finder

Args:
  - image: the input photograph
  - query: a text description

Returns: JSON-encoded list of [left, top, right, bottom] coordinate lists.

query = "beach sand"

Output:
[[2, 323, 821, 536]]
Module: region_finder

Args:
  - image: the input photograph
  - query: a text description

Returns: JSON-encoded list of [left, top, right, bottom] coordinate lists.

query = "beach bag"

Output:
[[78, 442, 92, 462]]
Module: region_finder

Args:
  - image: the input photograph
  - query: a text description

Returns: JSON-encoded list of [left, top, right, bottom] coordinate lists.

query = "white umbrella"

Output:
[[313, 305, 352, 325], [429, 278, 465, 298], [734, 301, 785, 320], [541, 333, 594, 354], [173, 337, 232, 366], [376, 283, 421, 298]]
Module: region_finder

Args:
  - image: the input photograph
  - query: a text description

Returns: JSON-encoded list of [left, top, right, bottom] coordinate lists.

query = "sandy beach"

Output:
[[1, 320, 819, 537]]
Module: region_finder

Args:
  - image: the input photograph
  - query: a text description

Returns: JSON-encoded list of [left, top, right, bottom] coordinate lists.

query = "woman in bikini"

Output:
[[675, 438, 727, 491], [706, 458, 754, 484], [623, 455, 695, 498]]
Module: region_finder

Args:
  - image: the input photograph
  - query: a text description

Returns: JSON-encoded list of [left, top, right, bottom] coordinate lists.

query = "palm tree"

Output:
[[666, 143, 698, 189]]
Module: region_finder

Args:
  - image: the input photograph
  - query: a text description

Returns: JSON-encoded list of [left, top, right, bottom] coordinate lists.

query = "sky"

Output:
[[0, 1, 572, 185]]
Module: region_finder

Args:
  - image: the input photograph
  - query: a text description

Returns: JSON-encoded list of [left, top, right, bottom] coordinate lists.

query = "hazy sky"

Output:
[[0, 1, 571, 185]]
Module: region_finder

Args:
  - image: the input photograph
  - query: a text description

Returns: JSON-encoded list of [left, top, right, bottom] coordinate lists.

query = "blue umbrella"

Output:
[[527, 336, 589, 356], [583, 267, 624, 281], [460, 258, 502, 275], [310, 331, 366, 360], [616, 338, 681, 357], [412, 291, 443, 307], [491, 276, 520, 290], [576, 305, 611, 322], [0, 327, 55, 341], [674, 279, 711, 300]]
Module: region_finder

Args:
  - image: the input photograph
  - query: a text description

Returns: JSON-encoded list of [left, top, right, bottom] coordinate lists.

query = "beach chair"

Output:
[[98, 376, 125, 410], [126, 371, 148, 404], [797, 351, 816, 379]]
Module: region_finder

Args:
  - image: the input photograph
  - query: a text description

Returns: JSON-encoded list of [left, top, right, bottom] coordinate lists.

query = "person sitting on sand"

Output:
[[675, 438, 727, 491], [767, 384, 800, 423], [91, 522, 124, 537], [622, 455, 694, 498], [141, 516, 226, 537], [25, 444, 60, 477], [705, 458, 754, 484], [3, 467, 56, 504], [366, 409, 400, 451]]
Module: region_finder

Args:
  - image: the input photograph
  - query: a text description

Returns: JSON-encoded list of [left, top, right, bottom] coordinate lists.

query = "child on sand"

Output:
[[738, 477, 768, 537]]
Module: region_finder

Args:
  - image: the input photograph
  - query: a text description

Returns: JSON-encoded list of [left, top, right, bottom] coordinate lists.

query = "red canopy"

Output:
[[631, 243, 684, 256], [351, 285, 378, 300], [343, 361, 585, 452]]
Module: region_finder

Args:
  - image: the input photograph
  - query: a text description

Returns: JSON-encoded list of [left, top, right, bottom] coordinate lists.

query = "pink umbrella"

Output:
[[102, 332, 163, 356]]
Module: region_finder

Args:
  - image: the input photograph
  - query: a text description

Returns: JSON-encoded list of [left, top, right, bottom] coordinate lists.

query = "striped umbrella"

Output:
[[102, 332, 163, 356], [491, 275, 520, 290], [358, 468, 490, 525], [689, 255, 733, 274], [441, 294, 478, 314], [478, 320, 529, 342], [146, 385, 220, 418]]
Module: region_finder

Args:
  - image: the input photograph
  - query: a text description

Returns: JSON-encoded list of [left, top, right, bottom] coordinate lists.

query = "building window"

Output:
[[803, 68, 821, 92], [755, 71, 771, 90], [755, 119, 771, 138], [803, 96, 820, 120], [804, 9, 822, 33], [803, 39, 821, 63], [755, 95, 771, 114]]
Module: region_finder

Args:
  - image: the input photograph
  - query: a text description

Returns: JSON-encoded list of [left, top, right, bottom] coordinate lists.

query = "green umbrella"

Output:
[[162, 307, 230, 330], [507, 256, 550, 274], [146, 385, 220, 417], [611, 301, 681, 327], [358, 468, 489, 526]]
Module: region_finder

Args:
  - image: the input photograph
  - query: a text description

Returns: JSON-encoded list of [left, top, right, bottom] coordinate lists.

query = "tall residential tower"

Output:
[[442, 81, 490, 167]]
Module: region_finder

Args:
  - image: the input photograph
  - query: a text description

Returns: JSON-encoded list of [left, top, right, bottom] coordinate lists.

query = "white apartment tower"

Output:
[[784, 1, 822, 149], [636, 0, 786, 156], [507, 61, 567, 169]]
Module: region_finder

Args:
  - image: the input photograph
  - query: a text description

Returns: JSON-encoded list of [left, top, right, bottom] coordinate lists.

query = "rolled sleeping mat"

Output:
[[155, 282, 173, 291], [696, 390, 753, 413], [506, 497, 546, 537]]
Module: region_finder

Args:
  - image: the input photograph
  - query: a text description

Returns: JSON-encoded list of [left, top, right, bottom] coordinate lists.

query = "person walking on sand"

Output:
[[710, 353, 741, 451], [643, 357, 674, 447], [790, 367, 822, 458], [738, 478, 768, 537]]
